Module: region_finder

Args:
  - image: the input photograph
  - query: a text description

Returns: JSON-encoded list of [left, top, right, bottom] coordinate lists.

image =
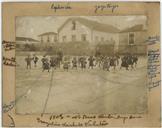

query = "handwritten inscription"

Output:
[[37, 114, 142, 127], [2, 40, 15, 51], [51, 3, 72, 12], [94, 3, 119, 13], [37, 117, 108, 127], [3, 101, 15, 113], [8, 114, 15, 127], [3, 56, 16, 67], [148, 49, 161, 90]]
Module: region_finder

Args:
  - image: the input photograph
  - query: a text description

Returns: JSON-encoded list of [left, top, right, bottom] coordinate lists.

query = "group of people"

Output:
[[25, 54, 39, 69], [24, 53, 138, 72]]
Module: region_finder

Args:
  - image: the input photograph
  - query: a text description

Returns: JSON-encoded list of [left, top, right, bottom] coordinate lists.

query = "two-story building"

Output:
[[58, 17, 147, 54], [38, 32, 58, 43], [58, 17, 120, 51]]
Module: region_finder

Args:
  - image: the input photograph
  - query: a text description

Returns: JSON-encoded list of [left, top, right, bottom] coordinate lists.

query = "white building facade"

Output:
[[38, 32, 58, 43], [58, 17, 120, 52]]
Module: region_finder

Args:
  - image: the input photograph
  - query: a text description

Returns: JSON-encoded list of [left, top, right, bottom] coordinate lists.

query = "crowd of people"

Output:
[[24, 52, 138, 72]]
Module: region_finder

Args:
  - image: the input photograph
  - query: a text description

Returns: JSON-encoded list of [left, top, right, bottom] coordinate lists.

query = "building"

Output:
[[58, 17, 120, 51], [118, 24, 147, 54], [16, 36, 39, 44], [58, 17, 147, 54], [38, 32, 58, 43], [16, 36, 40, 50]]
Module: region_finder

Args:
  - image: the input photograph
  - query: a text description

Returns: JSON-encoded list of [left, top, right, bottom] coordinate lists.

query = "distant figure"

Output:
[[80, 57, 87, 70], [120, 55, 129, 70], [103, 57, 110, 71], [41, 55, 50, 72], [115, 54, 120, 66], [132, 55, 138, 67], [57, 49, 63, 62], [41, 55, 47, 67], [88, 56, 95, 69], [33, 55, 39, 67], [78, 56, 83, 67], [110, 56, 116, 70], [63, 57, 70, 71], [72, 57, 77, 69], [127, 54, 134, 70], [50, 57, 57, 69], [25, 55, 33, 69]]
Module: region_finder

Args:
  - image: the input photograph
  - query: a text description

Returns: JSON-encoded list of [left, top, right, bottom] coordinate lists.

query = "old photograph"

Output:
[[15, 16, 148, 114]]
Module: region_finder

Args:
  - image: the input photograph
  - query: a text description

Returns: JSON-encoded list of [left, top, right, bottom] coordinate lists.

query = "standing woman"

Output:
[[33, 54, 39, 67]]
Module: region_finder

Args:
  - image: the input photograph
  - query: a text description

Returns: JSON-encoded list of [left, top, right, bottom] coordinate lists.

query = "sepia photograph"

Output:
[[15, 16, 148, 115]]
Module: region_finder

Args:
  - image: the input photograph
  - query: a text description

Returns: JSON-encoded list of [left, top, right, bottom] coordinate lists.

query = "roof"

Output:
[[16, 37, 39, 42], [120, 24, 146, 33], [58, 17, 120, 33], [38, 32, 57, 37]]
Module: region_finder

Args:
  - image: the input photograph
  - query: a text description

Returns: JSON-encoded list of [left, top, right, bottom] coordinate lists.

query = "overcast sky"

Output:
[[16, 16, 147, 40]]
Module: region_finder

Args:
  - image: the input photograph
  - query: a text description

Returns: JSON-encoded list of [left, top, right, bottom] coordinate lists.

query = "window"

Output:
[[62, 36, 67, 42], [81, 34, 87, 41], [129, 33, 135, 45], [101, 37, 104, 42], [72, 35, 76, 41], [72, 21, 76, 30]]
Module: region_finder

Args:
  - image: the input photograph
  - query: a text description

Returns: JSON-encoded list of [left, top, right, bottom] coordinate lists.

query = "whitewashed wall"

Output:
[[58, 20, 92, 42], [92, 31, 119, 51], [39, 34, 57, 43], [58, 20, 120, 52]]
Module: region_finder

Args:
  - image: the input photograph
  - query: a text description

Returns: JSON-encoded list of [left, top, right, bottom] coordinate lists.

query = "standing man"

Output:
[[25, 55, 33, 69]]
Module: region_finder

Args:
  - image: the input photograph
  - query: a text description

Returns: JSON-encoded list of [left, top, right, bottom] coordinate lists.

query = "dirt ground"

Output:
[[16, 55, 147, 114]]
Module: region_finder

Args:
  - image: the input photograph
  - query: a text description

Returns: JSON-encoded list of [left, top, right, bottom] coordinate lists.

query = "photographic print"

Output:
[[2, 2, 160, 127], [16, 16, 148, 114]]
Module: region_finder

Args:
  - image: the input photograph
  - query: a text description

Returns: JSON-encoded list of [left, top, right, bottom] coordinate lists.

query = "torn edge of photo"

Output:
[[2, 1, 161, 127]]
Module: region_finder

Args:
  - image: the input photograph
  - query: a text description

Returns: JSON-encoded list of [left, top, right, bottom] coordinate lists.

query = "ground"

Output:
[[16, 55, 147, 114]]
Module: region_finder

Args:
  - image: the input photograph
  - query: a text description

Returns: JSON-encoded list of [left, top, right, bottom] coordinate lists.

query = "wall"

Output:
[[39, 34, 57, 43], [92, 31, 119, 52], [58, 20, 92, 43], [118, 31, 147, 54], [58, 20, 120, 53]]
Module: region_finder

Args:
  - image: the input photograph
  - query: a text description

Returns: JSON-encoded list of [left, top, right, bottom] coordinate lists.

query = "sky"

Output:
[[16, 16, 147, 40]]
